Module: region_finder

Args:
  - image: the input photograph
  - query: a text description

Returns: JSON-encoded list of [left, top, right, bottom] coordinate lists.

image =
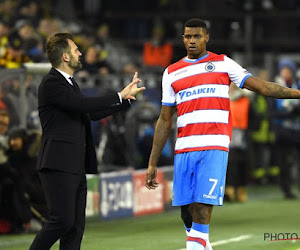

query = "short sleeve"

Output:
[[161, 68, 176, 106], [225, 56, 252, 88]]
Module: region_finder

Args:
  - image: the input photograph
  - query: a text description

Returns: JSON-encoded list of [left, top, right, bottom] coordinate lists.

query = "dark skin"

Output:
[[145, 26, 300, 225]]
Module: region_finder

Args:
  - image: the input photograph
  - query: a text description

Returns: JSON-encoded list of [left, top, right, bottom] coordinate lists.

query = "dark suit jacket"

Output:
[[36, 68, 130, 174]]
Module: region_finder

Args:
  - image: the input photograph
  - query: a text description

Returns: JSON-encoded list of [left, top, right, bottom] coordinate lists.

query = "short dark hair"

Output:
[[46, 33, 73, 68], [184, 18, 208, 33], [8, 127, 26, 140]]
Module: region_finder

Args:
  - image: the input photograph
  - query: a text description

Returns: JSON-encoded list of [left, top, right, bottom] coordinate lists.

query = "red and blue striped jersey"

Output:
[[161, 52, 252, 154]]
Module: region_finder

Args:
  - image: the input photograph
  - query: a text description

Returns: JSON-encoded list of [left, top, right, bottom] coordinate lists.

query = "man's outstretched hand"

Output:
[[120, 72, 145, 100]]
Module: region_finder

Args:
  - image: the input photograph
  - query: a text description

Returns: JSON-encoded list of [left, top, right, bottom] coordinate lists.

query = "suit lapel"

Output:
[[50, 68, 80, 93]]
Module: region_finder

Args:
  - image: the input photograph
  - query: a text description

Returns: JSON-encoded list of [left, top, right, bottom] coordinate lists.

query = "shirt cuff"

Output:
[[117, 93, 122, 103]]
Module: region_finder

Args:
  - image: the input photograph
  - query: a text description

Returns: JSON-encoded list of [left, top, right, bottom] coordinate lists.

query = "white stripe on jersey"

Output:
[[168, 63, 206, 81], [168, 57, 248, 88], [175, 134, 230, 151], [176, 84, 229, 105], [177, 110, 229, 128]]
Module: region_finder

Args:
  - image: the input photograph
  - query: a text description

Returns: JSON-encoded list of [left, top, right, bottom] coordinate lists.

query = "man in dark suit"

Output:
[[29, 33, 145, 250]]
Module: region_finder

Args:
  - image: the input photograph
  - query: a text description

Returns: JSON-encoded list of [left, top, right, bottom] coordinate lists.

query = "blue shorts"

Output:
[[172, 150, 228, 206]]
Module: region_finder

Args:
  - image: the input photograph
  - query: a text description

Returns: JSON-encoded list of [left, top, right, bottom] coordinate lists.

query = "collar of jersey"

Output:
[[184, 52, 209, 63]]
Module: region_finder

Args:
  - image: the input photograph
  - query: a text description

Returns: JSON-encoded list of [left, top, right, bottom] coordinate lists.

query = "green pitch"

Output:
[[1, 185, 300, 250]]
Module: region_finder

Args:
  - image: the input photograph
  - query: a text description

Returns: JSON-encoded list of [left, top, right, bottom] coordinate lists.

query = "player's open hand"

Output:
[[120, 72, 145, 100], [145, 165, 158, 190]]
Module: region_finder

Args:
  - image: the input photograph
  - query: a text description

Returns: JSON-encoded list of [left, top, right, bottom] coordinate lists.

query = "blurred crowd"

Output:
[[0, 0, 176, 234], [225, 58, 300, 203], [0, 109, 46, 234], [0, 0, 300, 235]]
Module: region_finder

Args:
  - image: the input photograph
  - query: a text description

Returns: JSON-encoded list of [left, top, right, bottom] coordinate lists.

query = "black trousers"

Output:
[[226, 148, 249, 187], [273, 143, 299, 194], [30, 169, 87, 250], [0, 164, 31, 229]]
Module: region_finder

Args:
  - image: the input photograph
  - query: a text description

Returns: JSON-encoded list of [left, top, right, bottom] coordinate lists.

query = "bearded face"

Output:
[[69, 54, 82, 71], [65, 39, 83, 72]]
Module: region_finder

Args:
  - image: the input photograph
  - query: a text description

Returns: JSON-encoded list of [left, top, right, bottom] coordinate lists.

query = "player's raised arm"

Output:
[[243, 76, 300, 99]]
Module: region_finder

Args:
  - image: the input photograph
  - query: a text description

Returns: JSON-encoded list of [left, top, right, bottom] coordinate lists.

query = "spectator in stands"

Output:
[[73, 0, 102, 26], [77, 45, 113, 78], [75, 31, 96, 54], [124, 101, 174, 169], [0, 112, 33, 233], [95, 23, 138, 74], [0, 0, 19, 24], [1, 75, 37, 129], [225, 84, 252, 202], [15, 20, 44, 62], [142, 25, 173, 72], [0, 19, 11, 56], [0, 32, 31, 69], [0, 110, 10, 165], [17, 1, 42, 27], [7, 127, 47, 222], [270, 58, 300, 199], [96, 110, 130, 170], [1, 79, 22, 128], [95, 23, 110, 53], [37, 18, 53, 47], [138, 119, 173, 169], [38, 18, 62, 45], [249, 69, 276, 185], [37, 18, 62, 58], [123, 62, 139, 76]]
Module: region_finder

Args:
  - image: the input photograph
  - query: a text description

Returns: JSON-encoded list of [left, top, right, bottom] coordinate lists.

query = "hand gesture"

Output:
[[120, 72, 145, 100], [145, 165, 158, 190]]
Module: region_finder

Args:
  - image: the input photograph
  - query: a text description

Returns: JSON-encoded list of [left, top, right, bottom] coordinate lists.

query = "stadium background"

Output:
[[1, 0, 300, 249]]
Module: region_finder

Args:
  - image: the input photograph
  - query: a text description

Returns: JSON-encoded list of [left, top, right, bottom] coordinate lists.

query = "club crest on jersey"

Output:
[[205, 62, 215, 72]]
